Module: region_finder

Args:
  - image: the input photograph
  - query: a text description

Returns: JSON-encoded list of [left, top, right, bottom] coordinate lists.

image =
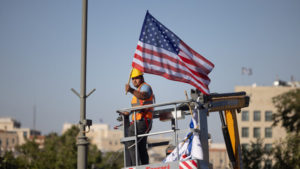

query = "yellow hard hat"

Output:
[[131, 68, 143, 78]]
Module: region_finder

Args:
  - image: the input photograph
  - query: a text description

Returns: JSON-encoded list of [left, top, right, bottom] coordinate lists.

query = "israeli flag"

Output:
[[164, 107, 203, 162], [190, 109, 203, 160]]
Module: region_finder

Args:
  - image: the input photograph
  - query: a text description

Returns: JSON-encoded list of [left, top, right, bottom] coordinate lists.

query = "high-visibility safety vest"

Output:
[[131, 82, 154, 121]]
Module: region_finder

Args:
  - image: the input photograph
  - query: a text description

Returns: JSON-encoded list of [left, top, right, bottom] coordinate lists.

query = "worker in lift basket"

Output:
[[123, 68, 155, 166]]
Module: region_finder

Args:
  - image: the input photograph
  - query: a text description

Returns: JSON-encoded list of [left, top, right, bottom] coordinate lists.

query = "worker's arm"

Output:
[[125, 84, 150, 100]]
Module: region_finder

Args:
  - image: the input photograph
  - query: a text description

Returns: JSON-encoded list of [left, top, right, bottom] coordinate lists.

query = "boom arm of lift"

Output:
[[190, 90, 249, 169]]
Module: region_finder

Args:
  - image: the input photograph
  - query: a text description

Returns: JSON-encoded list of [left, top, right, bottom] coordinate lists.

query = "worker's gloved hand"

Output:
[[122, 111, 130, 116], [114, 123, 123, 130], [125, 84, 133, 93], [117, 115, 123, 121]]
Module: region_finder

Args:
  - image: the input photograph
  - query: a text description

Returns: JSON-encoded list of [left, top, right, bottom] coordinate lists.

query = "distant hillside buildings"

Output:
[[62, 123, 124, 152], [0, 117, 41, 155]]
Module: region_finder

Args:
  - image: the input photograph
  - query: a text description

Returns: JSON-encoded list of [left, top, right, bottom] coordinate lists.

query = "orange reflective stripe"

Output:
[[131, 103, 140, 107], [131, 96, 139, 107], [131, 82, 154, 121]]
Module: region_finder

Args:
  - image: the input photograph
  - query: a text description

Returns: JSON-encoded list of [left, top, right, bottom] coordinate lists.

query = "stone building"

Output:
[[209, 143, 230, 169], [235, 80, 299, 166], [0, 117, 41, 154], [62, 123, 123, 152], [0, 130, 18, 156]]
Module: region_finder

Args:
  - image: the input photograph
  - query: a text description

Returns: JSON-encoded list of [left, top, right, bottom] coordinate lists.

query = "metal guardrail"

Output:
[[116, 99, 193, 113], [117, 91, 250, 169], [118, 99, 203, 168]]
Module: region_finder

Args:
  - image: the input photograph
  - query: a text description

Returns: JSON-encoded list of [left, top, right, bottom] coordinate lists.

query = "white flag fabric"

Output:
[[163, 106, 203, 162], [191, 131, 203, 160], [190, 109, 203, 160], [163, 136, 191, 162]]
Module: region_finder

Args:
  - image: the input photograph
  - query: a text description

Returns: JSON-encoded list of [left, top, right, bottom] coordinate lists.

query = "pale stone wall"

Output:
[[235, 85, 295, 147]]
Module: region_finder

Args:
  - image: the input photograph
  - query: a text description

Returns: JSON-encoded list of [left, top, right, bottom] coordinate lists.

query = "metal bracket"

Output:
[[80, 119, 92, 133], [71, 88, 96, 98], [71, 88, 80, 98], [87, 88, 96, 97], [81, 119, 92, 126]]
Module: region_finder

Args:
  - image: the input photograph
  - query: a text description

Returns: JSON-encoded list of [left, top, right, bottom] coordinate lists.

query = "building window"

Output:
[[12, 138, 14, 144], [242, 127, 249, 138], [6, 138, 9, 146], [264, 144, 272, 153], [242, 111, 249, 121], [253, 127, 261, 138], [265, 111, 272, 121], [23, 131, 27, 138], [254, 111, 261, 121], [265, 127, 272, 138], [253, 144, 260, 149], [0, 139, 2, 146]]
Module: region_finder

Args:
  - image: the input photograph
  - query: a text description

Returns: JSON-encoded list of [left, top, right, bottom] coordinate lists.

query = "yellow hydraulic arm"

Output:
[[204, 92, 248, 169], [225, 109, 242, 169]]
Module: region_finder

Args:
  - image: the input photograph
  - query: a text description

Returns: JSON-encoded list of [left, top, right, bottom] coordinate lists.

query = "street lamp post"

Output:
[[71, 0, 95, 169]]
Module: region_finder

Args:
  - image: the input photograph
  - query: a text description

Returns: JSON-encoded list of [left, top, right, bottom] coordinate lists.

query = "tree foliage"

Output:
[[271, 89, 300, 169], [241, 139, 271, 169], [272, 89, 300, 134], [272, 134, 300, 169], [0, 151, 26, 169], [241, 89, 300, 169], [0, 126, 123, 169]]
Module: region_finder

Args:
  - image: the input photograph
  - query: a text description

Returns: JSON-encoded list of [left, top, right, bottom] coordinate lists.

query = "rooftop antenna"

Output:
[[33, 104, 36, 130], [291, 75, 295, 82]]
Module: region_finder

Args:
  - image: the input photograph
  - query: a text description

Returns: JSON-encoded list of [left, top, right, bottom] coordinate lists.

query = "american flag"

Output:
[[132, 11, 214, 95], [241, 67, 252, 75], [180, 159, 198, 169]]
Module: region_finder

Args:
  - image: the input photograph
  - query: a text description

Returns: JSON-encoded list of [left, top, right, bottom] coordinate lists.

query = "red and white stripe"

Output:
[[132, 41, 214, 95], [179, 159, 198, 169]]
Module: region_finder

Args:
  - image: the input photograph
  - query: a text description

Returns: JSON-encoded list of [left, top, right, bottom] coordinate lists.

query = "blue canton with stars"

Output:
[[139, 11, 181, 54]]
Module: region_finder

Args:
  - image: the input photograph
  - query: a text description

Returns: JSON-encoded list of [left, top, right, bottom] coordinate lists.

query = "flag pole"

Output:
[[125, 68, 133, 95], [180, 90, 197, 144], [184, 90, 194, 117]]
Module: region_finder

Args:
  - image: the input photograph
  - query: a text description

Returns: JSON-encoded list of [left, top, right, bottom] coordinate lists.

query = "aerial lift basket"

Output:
[[116, 90, 249, 169]]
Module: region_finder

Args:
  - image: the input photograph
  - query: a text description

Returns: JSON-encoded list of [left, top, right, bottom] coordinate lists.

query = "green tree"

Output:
[[88, 144, 103, 169], [38, 133, 63, 169], [16, 138, 41, 169], [242, 139, 267, 169], [272, 135, 300, 169], [55, 127, 78, 169], [0, 151, 25, 169], [272, 89, 300, 133], [271, 89, 300, 169], [15, 128, 78, 169], [96, 151, 124, 169], [1, 126, 123, 169], [13, 126, 104, 169]]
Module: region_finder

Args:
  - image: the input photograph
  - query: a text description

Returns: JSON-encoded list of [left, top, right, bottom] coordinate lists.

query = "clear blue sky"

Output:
[[0, 0, 299, 143]]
